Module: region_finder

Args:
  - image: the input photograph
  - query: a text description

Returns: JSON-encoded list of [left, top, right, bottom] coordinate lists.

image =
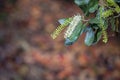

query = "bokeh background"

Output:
[[0, 0, 120, 80]]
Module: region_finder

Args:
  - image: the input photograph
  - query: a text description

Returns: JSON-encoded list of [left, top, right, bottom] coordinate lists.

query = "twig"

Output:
[[81, 16, 90, 22], [114, 13, 120, 18]]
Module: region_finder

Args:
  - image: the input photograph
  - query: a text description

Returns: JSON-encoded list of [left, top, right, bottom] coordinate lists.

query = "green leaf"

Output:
[[65, 22, 83, 45], [84, 27, 95, 46], [74, 0, 98, 15], [69, 22, 86, 40], [74, 0, 90, 6], [65, 38, 74, 45], [89, 17, 100, 24], [93, 29, 102, 44], [65, 22, 87, 45], [115, 0, 120, 3], [89, 4, 98, 13]]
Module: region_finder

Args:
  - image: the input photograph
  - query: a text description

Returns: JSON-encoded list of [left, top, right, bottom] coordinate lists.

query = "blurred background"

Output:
[[0, 0, 120, 80]]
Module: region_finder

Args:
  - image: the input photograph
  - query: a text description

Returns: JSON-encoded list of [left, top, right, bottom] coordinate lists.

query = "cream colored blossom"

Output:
[[64, 14, 81, 39]]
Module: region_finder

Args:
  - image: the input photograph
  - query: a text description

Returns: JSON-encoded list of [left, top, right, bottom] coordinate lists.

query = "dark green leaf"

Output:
[[74, 0, 98, 15], [89, 17, 100, 24], [69, 22, 86, 40], [84, 27, 95, 46], [65, 22, 87, 45], [74, 0, 90, 6], [65, 38, 74, 45], [89, 4, 98, 13], [93, 29, 102, 44], [115, 0, 120, 3]]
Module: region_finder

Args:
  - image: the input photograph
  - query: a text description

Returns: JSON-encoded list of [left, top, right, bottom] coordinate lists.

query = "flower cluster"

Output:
[[64, 14, 82, 39]]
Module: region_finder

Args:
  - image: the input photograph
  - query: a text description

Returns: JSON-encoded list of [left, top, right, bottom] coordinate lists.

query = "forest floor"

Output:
[[0, 0, 120, 80]]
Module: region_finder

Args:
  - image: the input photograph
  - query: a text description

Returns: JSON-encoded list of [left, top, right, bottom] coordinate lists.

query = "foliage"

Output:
[[74, 0, 98, 15], [51, 0, 120, 46]]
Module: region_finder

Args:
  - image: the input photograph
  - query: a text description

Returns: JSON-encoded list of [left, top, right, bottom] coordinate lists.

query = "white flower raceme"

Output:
[[64, 14, 82, 39], [51, 18, 72, 39]]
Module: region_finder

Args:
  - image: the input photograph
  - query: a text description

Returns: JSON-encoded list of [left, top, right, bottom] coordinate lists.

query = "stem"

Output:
[[114, 13, 120, 18], [81, 16, 90, 22]]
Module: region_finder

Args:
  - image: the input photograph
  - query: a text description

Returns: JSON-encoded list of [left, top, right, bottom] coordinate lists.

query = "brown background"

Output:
[[0, 0, 120, 80]]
